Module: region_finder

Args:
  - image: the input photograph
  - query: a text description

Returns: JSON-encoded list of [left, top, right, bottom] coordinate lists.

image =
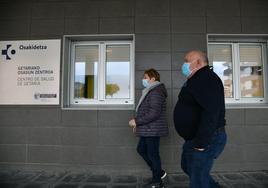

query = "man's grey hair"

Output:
[[186, 50, 209, 65], [200, 51, 209, 64]]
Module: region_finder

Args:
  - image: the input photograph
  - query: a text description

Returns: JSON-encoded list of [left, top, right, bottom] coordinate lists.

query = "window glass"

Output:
[[240, 45, 264, 98], [74, 45, 98, 99], [105, 45, 130, 99], [208, 44, 233, 98]]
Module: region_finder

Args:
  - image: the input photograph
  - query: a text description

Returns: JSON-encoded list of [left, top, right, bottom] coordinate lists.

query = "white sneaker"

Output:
[[161, 170, 167, 179]]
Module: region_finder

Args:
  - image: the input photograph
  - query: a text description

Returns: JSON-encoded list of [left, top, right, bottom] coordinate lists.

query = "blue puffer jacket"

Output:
[[135, 83, 169, 137]]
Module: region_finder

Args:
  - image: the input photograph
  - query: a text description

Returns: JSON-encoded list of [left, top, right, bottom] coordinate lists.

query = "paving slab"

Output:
[[113, 175, 137, 184], [0, 170, 266, 188], [86, 175, 111, 183], [61, 173, 87, 183]]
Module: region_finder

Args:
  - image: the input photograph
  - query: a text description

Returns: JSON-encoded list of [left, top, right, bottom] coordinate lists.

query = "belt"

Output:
[[215, 126, 225, 134]]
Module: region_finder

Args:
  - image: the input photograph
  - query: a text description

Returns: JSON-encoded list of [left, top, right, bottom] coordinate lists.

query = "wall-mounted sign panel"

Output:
[[0, 39, 61, 105]]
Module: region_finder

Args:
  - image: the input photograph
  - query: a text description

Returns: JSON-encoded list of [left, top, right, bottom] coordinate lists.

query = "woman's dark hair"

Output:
[[144, 68, 160, 81]]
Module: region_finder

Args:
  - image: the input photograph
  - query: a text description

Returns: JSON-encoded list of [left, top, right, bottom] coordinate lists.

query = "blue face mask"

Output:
[[182, 62, 192, 77], [142, 79, 150, 88]]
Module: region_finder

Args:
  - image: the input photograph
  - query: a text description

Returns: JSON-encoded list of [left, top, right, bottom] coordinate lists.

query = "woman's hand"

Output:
[[129, 119, 136, 133], [129, 119, 136, 127]]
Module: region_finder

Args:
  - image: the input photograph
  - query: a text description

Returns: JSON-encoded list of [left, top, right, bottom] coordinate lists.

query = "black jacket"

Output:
[[135, 83, 169, 137], [173, 66, 226, 148]]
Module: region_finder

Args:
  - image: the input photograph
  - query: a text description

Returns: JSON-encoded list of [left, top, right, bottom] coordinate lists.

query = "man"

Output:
[[173, 50, 227, 188]]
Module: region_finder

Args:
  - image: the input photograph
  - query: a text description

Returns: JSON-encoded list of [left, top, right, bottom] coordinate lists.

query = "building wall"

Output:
[[0, 0, 268, 173]]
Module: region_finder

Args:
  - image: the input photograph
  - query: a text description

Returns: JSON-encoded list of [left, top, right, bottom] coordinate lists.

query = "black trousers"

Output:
[[137, 136, 162, 183]]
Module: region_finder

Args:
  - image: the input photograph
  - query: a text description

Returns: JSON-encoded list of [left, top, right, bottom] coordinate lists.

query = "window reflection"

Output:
[[208, 44, 233, 98], [240, 45, 264, 98], [74, 45, 98, 99], [106, 45, 130, 99]]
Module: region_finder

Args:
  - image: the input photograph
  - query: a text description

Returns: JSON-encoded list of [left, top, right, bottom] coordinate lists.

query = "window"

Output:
[[208, 42, 267, 104], [62, 35, 135, 109]]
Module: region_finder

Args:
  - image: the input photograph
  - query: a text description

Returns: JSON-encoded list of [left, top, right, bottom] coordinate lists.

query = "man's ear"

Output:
[[196, 59, 202, 68], [151, 77, 156, 82]]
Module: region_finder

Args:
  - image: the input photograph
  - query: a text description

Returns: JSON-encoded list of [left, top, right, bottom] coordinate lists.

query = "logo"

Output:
[[2, 44, 16, 60], [34, 93, 57, 100], [34, 93, 40, 100]]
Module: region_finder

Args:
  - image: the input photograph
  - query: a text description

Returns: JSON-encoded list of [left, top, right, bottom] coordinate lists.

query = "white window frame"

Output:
[[208, 42, 267, 104], [70, 40, 135, 107]]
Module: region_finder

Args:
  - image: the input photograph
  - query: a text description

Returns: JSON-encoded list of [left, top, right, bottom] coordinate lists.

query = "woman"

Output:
[[129, 69, 168, 188]]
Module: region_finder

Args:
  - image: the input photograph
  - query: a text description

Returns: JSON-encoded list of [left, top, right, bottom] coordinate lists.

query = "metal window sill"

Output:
[[61, 104, 135, 110], [226, 103, 268, 109]]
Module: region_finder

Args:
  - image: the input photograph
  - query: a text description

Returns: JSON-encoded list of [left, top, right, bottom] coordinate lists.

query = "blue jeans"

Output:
[[137, 137, 162, 183], [181, 131, 227, 188]]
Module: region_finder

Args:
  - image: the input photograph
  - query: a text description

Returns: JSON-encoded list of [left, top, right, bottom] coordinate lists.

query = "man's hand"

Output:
[[194, 148, 205, 151]]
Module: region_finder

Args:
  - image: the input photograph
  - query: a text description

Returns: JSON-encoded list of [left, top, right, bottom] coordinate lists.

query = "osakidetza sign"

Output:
[[0, 39, 61, 105]]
